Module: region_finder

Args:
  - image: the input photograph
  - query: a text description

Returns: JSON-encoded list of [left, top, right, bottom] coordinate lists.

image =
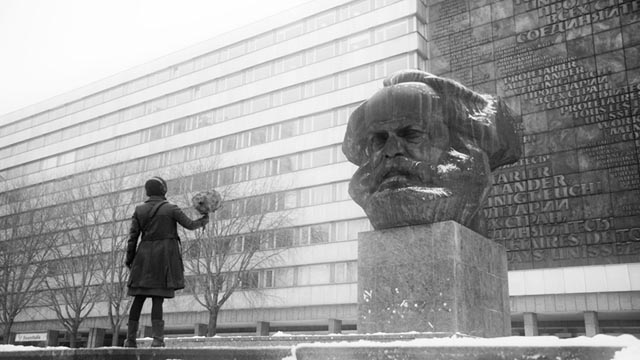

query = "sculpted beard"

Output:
[[348, 147, 492, 231], [349, 156, 446, 206], [349, 147, 483, 205]]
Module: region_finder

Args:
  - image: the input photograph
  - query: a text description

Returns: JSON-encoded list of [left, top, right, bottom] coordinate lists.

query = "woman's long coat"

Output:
[[126, 195, 208, 298]]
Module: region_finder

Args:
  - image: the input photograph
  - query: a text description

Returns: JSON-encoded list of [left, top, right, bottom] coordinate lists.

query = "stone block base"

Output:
[[358, 221, 510, 336], [294, 344, 624, 360], [0, 341, 630, 360]]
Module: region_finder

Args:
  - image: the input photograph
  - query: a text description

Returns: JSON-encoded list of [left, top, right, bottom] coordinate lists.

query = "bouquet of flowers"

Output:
[[191, 189, 222, 215]]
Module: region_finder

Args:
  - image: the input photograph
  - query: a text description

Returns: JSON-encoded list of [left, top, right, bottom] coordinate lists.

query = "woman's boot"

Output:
[[123, 320, 138, 348], [151, 320, 165, 347]]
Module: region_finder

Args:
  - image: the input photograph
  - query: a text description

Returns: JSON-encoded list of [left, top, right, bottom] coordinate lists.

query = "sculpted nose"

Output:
[[382, 134, 404, 158]]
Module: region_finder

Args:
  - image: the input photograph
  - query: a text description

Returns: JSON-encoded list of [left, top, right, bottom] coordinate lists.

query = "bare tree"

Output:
[[178, 178, 292, 336], [44, 172, 112, 348], [92, 169, 140, 346], [45, 242, 100, 348], [0, 181, 61, 343]]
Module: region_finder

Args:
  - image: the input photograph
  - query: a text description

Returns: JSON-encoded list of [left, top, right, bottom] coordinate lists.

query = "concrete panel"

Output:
[[563, 268, 587, 294], [574, 295, 587, 312], [553, 294, 566, 312], [508, 271, 525, 295], [604, 264, 631, 291], [628, 263, 640, 290], [542, 268, 565, 294], [524, 271, 544, 295], [596, 294, 610, 310], [584, 266, 608, 293]]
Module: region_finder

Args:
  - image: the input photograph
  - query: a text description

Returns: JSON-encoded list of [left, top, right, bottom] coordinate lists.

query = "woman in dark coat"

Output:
[[124, 176, 208, 348]]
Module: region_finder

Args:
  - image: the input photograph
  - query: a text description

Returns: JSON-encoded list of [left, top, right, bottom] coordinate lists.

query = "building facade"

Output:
[[0, 0, 639, 341]]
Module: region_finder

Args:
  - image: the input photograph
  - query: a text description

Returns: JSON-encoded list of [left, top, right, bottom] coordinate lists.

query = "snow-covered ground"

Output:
[[293, 334, 640, 360], [0, 345, 68, 351], [1, 334, 638, 359]]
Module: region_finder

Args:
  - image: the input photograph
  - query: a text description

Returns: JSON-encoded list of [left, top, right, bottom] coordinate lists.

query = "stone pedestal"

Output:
[[328, 319, 342, 334], [195, 323, 208, 336], [87, 328, 106, 348], [46, 330, 59, 346], [358, 221, 510, 337], [256, 321, 270, 336], [584, 311, 600, 337], [524, 312, 539, 336]]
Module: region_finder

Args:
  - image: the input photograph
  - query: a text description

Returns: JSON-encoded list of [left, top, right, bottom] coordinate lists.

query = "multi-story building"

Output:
[[1, 0, 639, 342]]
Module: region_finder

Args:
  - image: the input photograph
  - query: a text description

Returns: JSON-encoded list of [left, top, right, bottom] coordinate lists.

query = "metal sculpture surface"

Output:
[[343, 70, 521, 233]]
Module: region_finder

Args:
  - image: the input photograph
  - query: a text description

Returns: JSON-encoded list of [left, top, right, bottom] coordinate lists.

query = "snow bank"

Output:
[[287, 334, 640, 360], [296, 334, 640, 348], [0, 333, 637, 359], [0, 344, 68, 352]]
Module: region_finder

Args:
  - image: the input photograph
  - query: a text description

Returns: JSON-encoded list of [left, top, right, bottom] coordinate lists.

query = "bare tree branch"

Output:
[[0, 180, 61, 344], [42, 172, 113, 348], [174, 164, 293, 336], [92, 169, 139, 345]]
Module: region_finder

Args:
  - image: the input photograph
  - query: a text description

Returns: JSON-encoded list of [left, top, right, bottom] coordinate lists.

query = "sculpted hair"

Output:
[[343, 69, 521, 170]]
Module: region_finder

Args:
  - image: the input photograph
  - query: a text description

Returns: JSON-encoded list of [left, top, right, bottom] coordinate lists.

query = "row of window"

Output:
[[0, 141, 347, 222], [169, 144, 346, 193], [7, 181, 366, 280], [1, 17, 412, 162], [184, 261, 358, 292], [1, 175, 352, 241], [0, 0, 403, 140], [1, 53, 412, 181], [39, 259, 357, 302], [37, 216, 368, 276], [0, 99, 355, 210], [0, 16, 409, 163], [42, 259, 357, 293], [19, 214, 370, 275], [72, 102, 354, 167], [210, 180, 351, 221], [182, 217, 370, 257]]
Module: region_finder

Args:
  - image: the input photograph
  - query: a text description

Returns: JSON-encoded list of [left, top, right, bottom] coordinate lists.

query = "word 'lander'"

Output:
[[490, 173, 602, 200]]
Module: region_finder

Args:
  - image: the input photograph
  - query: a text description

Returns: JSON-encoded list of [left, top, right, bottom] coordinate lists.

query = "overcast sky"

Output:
[[0, 0, 310, 117]]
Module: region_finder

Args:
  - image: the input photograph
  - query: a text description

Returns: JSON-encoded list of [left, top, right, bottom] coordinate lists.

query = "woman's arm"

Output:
[[173, 205, 209, 230]]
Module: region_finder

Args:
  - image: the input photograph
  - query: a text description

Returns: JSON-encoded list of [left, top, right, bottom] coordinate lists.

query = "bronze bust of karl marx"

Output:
[[342, 70, 521, 235]]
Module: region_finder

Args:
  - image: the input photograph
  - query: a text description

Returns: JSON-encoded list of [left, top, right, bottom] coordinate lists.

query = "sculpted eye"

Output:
[[397, 127, 423, 142], [369, 132, 388, 151]]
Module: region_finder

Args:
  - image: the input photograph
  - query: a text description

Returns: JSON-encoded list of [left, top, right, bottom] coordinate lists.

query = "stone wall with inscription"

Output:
[[427, 0, 640, 269]]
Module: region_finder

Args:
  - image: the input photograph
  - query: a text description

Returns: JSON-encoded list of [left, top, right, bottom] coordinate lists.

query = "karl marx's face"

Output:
[[346, 83, 493, 232]]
